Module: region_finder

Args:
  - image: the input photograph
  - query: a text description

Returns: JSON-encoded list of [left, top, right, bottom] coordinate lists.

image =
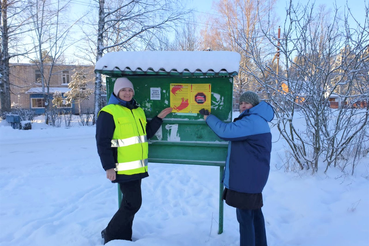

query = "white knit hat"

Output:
[[113, 77, 134, 96]]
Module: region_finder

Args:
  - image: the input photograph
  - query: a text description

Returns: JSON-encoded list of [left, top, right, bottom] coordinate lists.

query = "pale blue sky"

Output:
[[69, 0, 366, 32], [70, 0, 367, 25], [189, 0, 367, 27], [43, 0, 367, 64]]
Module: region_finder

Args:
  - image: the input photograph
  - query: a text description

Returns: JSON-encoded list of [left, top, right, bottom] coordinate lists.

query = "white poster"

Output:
[[150, 87, 161, 100]]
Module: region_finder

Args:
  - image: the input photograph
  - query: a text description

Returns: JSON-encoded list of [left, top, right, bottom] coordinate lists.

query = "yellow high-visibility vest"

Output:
[[100, 104, 148, 175]]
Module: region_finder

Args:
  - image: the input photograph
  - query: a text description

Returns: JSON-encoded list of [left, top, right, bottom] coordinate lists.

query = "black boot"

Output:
[[101, 229, 109, 245]]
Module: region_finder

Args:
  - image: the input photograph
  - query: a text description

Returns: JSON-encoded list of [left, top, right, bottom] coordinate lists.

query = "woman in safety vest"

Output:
[[96, 77, 172, 244]]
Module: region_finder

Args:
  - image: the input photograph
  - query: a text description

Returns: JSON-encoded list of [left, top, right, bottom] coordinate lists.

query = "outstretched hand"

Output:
[[199, 108, 210, 120], [158, 107, 172, 119]]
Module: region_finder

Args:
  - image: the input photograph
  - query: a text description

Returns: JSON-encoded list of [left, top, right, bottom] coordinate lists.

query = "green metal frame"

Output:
[[99, 71, 235, 235]]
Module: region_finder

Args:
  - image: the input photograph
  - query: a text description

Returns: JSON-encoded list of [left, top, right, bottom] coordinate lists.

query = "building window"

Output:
[[31, 98, 45, 108], [35, 70, 42, 84], [62, 71, 70, 84]]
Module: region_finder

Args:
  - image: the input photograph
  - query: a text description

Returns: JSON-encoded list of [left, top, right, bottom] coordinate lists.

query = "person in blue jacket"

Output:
[[96, 77, 172, 244], [199, 91, 274, 246]]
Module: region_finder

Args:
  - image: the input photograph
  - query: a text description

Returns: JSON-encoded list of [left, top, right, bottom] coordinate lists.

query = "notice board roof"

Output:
[[95, 51, 240, 77]]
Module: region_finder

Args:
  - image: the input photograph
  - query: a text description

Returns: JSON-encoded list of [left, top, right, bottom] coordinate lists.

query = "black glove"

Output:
[[199, 108, 209, 116]]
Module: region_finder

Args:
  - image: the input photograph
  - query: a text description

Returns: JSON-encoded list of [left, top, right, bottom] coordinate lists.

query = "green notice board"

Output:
[[106, 76, 233, 166]]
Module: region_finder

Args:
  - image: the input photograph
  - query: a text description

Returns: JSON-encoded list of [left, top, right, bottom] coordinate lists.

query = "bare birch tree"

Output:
[[0, 0, 32, 114], [90, 0, 191, 123]]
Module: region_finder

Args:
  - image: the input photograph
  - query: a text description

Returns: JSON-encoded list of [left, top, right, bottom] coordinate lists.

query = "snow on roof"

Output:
[[95, 51, 241, 76], [26, 87, 70, 94]]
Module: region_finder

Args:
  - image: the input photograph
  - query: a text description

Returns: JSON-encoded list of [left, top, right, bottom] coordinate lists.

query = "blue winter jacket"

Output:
[[206, 101, 274, 194]]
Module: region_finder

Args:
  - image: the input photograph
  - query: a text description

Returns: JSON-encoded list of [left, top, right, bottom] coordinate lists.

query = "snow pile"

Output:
[[0, 115, 368, 246]]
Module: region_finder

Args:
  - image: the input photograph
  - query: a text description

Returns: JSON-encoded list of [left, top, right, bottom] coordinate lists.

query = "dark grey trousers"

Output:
[[236, 208, 267, 246]]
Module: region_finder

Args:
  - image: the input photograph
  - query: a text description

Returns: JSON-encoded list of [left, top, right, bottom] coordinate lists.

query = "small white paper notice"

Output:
[[150, 87, 161, 100]]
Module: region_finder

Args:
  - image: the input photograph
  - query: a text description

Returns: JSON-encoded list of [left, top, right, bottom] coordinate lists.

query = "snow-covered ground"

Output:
[[0, 114, 368, 246]]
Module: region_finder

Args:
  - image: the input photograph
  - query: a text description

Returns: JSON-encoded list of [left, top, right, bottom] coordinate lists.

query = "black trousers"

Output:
[[105, 179, 142, 242]]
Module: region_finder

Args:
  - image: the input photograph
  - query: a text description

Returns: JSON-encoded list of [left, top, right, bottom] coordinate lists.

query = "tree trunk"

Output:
[[0, 0, 11, 113], [93, 0, 105, 124]]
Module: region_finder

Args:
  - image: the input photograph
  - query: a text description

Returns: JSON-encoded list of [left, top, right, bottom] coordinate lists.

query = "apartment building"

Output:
[[9, 63, 100, 114]]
